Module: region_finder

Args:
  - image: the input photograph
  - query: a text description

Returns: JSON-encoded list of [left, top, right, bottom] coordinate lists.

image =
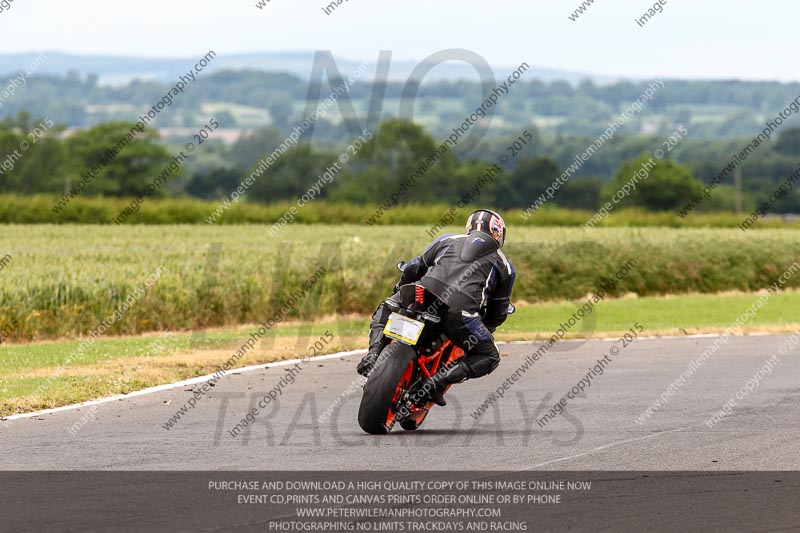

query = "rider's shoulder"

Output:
[[495, 249, 515, 275], [430, 233, 467, 245]]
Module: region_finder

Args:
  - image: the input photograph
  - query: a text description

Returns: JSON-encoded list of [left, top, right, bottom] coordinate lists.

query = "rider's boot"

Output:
[[357, 321, 391, 376], [416, 361, 469, 407]]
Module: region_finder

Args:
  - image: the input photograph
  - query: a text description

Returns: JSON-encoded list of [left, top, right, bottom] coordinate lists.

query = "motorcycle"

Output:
[[357, 261, 514, 435]]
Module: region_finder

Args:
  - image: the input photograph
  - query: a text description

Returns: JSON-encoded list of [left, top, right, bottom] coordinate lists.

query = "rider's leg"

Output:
[[357, 294, 398, 376], [416, 310, 500, 406], [415, 360, 469, 407]]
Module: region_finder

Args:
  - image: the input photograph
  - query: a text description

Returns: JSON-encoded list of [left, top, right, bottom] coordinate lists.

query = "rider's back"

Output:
[[419, 232, 513, 312]]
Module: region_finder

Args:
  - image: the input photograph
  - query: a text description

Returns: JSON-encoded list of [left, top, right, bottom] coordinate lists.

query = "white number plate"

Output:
[[384, 313, 425, 345]]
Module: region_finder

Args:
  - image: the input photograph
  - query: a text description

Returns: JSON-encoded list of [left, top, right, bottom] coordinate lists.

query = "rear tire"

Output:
[[358, 343, 416, 434]]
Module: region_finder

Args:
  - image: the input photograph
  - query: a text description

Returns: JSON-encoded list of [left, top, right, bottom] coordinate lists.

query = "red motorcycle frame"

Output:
[[358, 282, 465, 434]]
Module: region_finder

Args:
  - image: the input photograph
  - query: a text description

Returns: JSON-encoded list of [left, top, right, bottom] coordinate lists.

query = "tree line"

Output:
[[1, 113, 799, 214]]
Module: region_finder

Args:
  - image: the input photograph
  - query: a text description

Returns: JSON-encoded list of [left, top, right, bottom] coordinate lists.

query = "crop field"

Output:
[[0, 224, 798, 342]]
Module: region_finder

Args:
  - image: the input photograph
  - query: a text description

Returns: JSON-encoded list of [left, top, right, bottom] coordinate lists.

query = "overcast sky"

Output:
[[0, 0, 796, 81]]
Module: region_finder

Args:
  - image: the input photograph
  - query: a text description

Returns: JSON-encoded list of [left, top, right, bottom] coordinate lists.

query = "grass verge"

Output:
[[2, 291, 798, 417]]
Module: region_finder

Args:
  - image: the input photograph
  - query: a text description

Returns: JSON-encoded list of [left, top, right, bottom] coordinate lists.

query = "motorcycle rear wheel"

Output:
[[358, 343, 416, 434]]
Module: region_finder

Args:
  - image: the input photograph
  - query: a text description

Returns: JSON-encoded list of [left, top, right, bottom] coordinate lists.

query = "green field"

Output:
[[1, 224, 799, 342]]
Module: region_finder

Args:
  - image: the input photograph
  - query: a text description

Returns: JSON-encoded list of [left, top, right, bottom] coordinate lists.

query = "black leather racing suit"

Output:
[[368, 231, 516, 379]]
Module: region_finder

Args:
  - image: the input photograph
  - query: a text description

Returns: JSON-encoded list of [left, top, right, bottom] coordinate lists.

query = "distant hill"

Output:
[[0, 51, 628, 86], [1, 51, 798, 143]]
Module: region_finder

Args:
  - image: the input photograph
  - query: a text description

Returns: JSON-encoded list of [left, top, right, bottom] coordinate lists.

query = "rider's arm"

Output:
[[396, 234, 454, 288], [484, 257, 516, 331]]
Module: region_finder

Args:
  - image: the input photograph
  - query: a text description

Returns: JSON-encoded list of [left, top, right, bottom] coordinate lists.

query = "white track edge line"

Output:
[[3, 331, 795, 423], [1, 349, 367, 423]]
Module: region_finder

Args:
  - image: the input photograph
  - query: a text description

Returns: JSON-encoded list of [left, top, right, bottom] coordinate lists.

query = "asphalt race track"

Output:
[[2, 334, 799, 471]]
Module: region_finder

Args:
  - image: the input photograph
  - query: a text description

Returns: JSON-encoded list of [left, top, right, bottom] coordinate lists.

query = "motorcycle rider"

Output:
[[357, 209, 515, 407]]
